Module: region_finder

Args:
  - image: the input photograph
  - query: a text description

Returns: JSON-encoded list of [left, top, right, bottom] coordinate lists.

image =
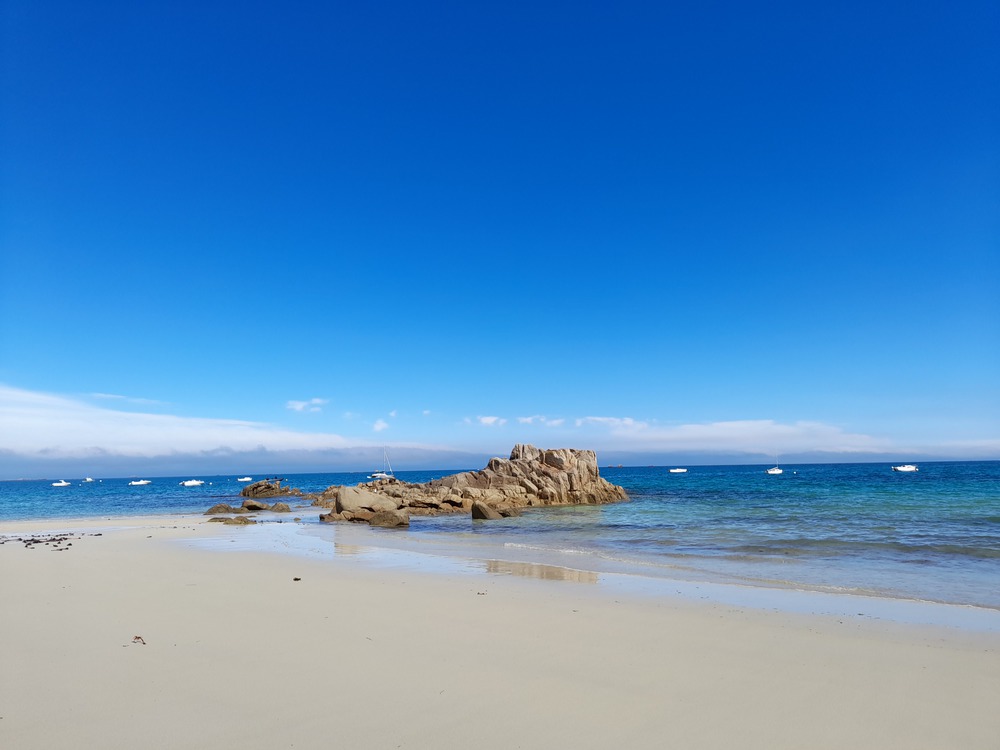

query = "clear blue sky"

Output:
[[1, 0, 997, 477]]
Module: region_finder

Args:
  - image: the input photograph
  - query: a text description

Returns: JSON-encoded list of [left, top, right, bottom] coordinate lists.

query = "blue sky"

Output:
[[1, 0, 997, 477]]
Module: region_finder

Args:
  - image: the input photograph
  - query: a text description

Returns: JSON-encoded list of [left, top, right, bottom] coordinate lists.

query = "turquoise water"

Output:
[[3, 462, 998, 609]]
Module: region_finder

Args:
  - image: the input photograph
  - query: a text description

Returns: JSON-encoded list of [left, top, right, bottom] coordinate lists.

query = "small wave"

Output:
[[503, 542, 594, 556], [728, 538, 1000, 560]]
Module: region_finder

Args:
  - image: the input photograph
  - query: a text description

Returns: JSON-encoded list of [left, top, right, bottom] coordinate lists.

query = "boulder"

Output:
[[369, 496, 401, 512], [270, 502, 292, 513], [346, 508, 374, 523], [471, 501, 503, 520], [242, 498, 271, 511], [204, 503, 239, 515], [369, 509, 410, 528], [337, 486, 377, 513]]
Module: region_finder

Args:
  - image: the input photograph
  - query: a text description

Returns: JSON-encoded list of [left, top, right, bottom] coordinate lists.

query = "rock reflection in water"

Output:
[[334, 543, 366, 556], [484, 559, 598, 583]]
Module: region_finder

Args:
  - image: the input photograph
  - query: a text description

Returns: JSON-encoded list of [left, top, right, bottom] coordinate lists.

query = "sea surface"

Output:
[[3, 461, 999, 611]]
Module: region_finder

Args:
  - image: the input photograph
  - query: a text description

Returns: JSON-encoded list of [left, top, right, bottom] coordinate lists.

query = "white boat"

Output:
[[179, 479, 205, 487], [368, 448, 394, 480], [51, 480, 70, 487], [668, 468, 688, 473], [892, 464, 919, 472], [83, 477, 94, 483], [237, 476, 253, 482], [765, 454, 783, 474], [129, 479, 152, 486]]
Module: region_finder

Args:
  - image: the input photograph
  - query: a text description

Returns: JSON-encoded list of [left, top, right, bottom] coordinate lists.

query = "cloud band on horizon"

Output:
[[1, 385, 996, 470]]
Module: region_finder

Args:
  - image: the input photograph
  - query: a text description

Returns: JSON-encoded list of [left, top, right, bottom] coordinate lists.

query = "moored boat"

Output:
[[51, 480, 70, 487], [668, 468, 688, 473], [128, 479, 152, 486], [892, 464, 919, 472], [368, 447, 395, 480], [237, 476, 253, 482], [179, 479, 205, 487], [766, 455, 783, 474]]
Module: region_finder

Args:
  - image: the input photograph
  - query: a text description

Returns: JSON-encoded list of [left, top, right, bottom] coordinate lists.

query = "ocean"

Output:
[[3, 461, 999, 611]]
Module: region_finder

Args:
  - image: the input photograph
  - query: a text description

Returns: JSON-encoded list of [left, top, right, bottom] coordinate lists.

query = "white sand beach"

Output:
[[2, 515, 998, 750]]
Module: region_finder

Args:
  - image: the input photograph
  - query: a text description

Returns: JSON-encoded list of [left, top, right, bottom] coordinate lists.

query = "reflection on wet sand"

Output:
[[334, 543, 367, 556], [324, 535, 600, 582], [483, 559, 599, 583]]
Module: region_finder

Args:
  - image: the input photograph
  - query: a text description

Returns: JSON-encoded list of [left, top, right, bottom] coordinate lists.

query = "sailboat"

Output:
[[368, 448, 394, 480], [766, 456, 783, 475]]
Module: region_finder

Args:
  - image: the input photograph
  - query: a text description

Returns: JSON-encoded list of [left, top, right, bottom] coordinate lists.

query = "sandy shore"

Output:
[[2, 516, 999, 749]]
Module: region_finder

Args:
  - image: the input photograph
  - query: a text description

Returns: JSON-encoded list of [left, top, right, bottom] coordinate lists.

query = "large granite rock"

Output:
[[317, 444, 627, 525]]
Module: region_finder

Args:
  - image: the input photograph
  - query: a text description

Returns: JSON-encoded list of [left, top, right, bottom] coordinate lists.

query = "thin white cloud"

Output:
[[388, 410, 397, 418], [286, 398, 329, 413], [90, 392, 166, 406], [575, 416, 647, 430], [1, 384, 349, 458], [518, 415, 565, 427], [422, 410, 431, 416], [477, 416, 507, 427], [373, 419, 389, 432], [572, 416, 891, 454]]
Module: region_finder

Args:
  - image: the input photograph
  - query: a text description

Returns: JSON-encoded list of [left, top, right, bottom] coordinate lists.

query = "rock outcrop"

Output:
[[317, 444, 627, 525], [204, 503, 251, 515], [240, 480, 298, 499], [207, 515, 257, 525]]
